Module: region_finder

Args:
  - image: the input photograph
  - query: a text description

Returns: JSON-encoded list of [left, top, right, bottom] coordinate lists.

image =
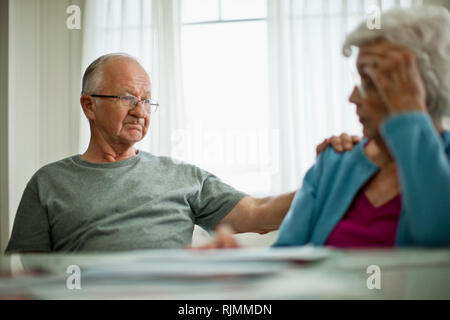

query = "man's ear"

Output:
[[80, 95, 96, 121]]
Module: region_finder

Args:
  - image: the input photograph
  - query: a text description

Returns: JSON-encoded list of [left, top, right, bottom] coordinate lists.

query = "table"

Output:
[[1, 247, 449, 300]]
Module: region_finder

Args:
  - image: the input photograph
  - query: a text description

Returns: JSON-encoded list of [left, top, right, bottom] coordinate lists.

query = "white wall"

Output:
[[2, 0, 83, 252], [0, 1, 10, 253]]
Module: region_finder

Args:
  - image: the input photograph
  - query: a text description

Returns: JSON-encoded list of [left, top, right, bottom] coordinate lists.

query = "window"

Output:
[[181, 0, 272, 196], [179, 0, 424, 196]]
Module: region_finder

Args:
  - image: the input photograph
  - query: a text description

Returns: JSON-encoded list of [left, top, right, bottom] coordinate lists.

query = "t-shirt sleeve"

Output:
[[188, 171, 247, 231], [5, 185, 52, 254]]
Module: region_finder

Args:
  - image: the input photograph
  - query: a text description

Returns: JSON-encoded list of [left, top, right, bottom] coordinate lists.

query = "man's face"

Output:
[[89, 59, 152, 146]]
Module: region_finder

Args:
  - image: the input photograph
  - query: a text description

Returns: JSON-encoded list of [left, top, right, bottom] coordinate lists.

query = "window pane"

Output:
[[181, 21, 271, 194], [381, 0, 398, 11], [329, 0, 343, 15], [347, 0, 364, 15], [182, 0, 219, 23], [306, 0, 324, 16], [221, 0, 267, 20], [400, 0, 411, 7], [122, 0, 141, 28], [107, 0, 123, 29]]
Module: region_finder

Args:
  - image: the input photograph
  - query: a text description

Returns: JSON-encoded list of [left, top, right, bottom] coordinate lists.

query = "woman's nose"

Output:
[[349, 86, 361, 105]]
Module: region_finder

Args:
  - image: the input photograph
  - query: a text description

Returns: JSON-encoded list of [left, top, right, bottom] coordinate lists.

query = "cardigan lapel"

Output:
[[309, 140, 379, 245]]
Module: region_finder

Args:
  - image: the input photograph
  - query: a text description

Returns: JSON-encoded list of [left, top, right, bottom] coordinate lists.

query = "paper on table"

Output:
[[4, 246, 333, 284], [82, 261, 286, 280], [76, 246, 332, 280], [132, 245, 334, 264]]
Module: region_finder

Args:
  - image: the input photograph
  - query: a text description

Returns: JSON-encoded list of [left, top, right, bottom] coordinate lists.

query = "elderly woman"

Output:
[[273, 5, 450, 248]]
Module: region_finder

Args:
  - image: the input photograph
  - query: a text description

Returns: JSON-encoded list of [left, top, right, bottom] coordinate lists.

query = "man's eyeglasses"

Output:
[[90, 94, 160, 113]]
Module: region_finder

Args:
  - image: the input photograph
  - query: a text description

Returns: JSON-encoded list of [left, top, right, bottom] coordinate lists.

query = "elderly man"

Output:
[[5, 53, 354, 253]]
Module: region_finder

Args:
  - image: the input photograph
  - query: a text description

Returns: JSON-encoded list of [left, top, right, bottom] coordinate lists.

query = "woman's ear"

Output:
[[80, 95, 96, 121]]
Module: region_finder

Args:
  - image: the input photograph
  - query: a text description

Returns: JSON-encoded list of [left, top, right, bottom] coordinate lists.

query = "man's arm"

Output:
[[217, 132, 361, 234], [192, 133, 359, 249], [218, 192, 296, 234]]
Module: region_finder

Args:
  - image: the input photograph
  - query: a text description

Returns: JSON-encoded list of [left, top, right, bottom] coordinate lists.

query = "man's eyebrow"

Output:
[[122, 89, 151, 97], [122, 88, 136, 96]]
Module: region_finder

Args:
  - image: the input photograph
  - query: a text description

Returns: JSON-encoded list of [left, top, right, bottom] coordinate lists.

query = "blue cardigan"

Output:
[[273, 113, 450, 247]]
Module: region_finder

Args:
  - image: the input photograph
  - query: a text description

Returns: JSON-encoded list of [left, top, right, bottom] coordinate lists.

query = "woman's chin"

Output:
[[362, 129, 382, 141]]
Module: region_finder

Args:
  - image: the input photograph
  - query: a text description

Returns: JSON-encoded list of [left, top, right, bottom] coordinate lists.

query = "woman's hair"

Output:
[[343, 5, 450, 121], [81, 53, 142, 95]]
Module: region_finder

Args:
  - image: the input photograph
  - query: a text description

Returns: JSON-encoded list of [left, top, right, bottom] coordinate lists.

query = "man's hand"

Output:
[[316, 133, 362, 156], [189, 224, 240, 250]]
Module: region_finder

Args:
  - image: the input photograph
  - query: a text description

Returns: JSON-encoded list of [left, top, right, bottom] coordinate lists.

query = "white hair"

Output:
[[81, 53, 143, 95], [343, 5, 450, 121]]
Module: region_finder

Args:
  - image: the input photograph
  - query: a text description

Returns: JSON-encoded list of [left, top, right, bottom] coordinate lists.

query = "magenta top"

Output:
[[325, 191, 402, 248]]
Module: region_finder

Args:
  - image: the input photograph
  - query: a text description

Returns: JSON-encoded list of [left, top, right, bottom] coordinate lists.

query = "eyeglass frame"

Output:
[[90, 94, 160, 113]]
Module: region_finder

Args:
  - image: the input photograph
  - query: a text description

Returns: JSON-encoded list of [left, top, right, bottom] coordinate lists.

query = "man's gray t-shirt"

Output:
[[5, 151, 247, 253]]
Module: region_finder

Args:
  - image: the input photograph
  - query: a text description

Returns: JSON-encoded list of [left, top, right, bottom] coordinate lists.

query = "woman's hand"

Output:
[[358, 40, 427, 116]]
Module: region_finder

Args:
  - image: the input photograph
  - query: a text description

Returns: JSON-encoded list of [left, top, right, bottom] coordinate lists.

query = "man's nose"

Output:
[[130, 101, 148, 117]]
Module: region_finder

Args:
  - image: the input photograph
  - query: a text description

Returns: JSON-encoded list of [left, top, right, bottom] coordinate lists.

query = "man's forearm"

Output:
[[252, 191, 296, 234]]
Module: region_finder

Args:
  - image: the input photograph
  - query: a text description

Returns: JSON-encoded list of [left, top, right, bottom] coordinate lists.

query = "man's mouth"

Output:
[[125, 123, 143, 130]]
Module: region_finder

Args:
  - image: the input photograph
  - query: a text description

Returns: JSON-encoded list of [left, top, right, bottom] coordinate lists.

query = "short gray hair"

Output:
[[81, 53, 142, 95], [343, 5, 450, 120]]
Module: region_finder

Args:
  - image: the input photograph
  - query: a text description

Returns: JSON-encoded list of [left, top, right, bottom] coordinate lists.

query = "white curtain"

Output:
[[80, 0, 423, 193], [80, 0, 186, 156], [267, 0, 423, 193]]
